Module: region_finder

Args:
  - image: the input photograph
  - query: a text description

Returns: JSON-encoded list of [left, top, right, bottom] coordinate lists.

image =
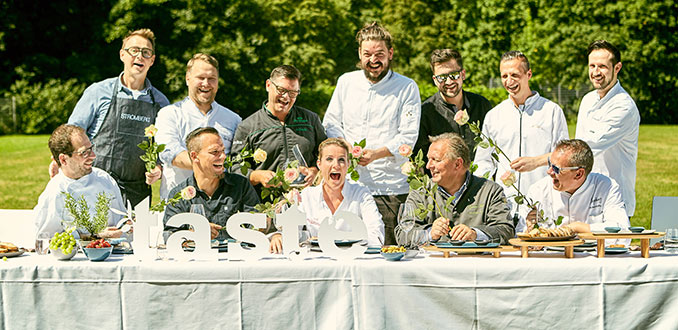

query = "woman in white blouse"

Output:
[[269, 138, 385, 253]]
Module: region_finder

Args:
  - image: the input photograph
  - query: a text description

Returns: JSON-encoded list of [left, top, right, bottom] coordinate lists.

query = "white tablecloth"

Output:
[[2, 250, 678, 330]]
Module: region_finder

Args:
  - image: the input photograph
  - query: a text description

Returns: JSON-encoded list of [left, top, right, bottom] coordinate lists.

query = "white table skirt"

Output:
[[2, 250, 678, 330]]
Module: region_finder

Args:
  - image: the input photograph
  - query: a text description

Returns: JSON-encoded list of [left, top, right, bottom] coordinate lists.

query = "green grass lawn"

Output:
[[2, 125, 677, 229]]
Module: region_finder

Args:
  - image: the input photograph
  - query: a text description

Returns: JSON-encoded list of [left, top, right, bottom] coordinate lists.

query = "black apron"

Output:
[[92, 78, 160, 207]]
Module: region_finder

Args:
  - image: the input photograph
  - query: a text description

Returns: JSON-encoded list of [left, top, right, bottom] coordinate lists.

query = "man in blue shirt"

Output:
[[51, 28, 170, 207]]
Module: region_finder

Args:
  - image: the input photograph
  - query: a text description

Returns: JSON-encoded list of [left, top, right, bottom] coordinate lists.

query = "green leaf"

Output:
[[470, 163, 478, 173], [357, 138, 366, 148], [478, 141, 490, 149], [491, 152, 499, 162], [555, 216, 564, 226], [156, 144, 165, 153], [350, 170, 360, 181], [514, 195, 524, 204], [409, 180, 423, 191]]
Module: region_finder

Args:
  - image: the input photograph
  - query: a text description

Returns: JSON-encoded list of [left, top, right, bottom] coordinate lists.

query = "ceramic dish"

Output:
[[605, 247, 629, 254], [380, 251, 405, 261], [518, 235, 577, 242], [434, 242, 500, 249], [0, 248, 26, 258]]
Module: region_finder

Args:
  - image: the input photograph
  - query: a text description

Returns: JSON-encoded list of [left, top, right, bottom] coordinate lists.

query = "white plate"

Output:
[[592, 230, 656, 235]]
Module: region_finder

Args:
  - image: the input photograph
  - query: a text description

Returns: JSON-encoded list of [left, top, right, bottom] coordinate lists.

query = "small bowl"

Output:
[[381, 251, 405, 261], [403, 249, 419, 259], [605, 227, 621, 233], [474, 240, 491, 246], [628, 227, 645, 233], [82, 247, 113, 261], [449, 240, 465, 246], [49, 247, 77, 260]]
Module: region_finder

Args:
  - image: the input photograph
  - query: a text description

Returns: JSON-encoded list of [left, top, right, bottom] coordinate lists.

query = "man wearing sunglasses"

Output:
[[415, 49, 493, 167], [155, 53, 241, 199], [575, 40, 639, 219], [35, 124, 127, 239], [517, 139, 629, 245], [231, 65, 326, 197], [56, 28, 170, 207]]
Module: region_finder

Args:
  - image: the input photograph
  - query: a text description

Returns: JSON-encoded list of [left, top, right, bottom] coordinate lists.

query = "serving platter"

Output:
[[578, 232, 665, 258], [0, 248, 26, 258], [424, 244, 517, 258], [509, 238, 586, 258], [516, 234, 577, 241]]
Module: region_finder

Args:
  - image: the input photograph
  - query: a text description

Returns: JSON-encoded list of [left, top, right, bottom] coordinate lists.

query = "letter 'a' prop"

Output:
[[277, 204, 308, 255], [227, 212, 269, 260], [165, 213, 218, 261], [318, 211, 367, 258]]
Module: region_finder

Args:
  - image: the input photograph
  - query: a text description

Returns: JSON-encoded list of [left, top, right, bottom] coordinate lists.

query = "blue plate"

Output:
[[380, 251, 405, 261], [605, 226, 621, 233], [434, 242, 500, 249], [365, 247, 381, 254], [628, 227, 645, 233], [310, 239, 362, 246], [605, 247, 629, 254]]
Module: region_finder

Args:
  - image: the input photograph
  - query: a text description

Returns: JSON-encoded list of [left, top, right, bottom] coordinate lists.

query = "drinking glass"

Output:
[[665, 228, 678, 253], [190, 204, 206, 217], [35, 232, 51, 255], [396, 204, 416, 247]]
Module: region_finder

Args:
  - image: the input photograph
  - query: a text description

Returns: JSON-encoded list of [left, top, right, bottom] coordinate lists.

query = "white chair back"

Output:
[[0, 209, 36, 250], [651, 196, 678, 245]]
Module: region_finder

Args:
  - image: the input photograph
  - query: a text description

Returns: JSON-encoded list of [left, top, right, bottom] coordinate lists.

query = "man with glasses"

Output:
[[517, 139, 629, 245], [35, 124, 127, 239], [415, 49, 492, 166], [322, 22, 421, 245], [58, 28, 170, 207], [155, 53, 241, 199], [474, 51, 568, 222], [575, 40, 639, 219], [231, 65, 326, 196]]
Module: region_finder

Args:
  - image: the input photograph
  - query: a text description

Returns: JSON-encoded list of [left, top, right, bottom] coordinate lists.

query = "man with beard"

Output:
[[231, 65, 326, 196], [164, 127, 260, 241], [575, 40, 639, 219], [474, 51, 568, 220], [35, 124, 126, 239], [415, 49, 492, 166], [61, 29, 170, 207], [407, 133, 515, 245], [155, 53, 241, 199], [323, 22, 421, 245], [517, 139, 629, 246]]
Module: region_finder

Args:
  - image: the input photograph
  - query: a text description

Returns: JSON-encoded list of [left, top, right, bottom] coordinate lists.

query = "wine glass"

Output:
[[190, 204, 206, 217], [274, 202, 289, 231], [397, 204, 416, 247]]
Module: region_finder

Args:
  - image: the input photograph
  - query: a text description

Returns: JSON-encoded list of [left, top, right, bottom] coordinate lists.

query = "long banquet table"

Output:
[[2, 249, 678, 330]]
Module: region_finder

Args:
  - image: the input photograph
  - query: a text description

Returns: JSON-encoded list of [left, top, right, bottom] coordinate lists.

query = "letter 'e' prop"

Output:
[[318, 211, 367, 257]]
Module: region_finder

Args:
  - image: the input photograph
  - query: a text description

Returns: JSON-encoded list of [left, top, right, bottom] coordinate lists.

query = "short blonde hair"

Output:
[[429, 133, 470, 169], [318, 138, 350, 158], [122, 28, 156, 50], [187, 53, 219, 75]]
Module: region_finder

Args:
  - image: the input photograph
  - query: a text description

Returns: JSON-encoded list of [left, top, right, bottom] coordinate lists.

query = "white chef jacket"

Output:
[[299, 180, 385, 246], [323, 70, 421, 195], [34, 168, 125, 238], [156, 97, 242, 198], [518, 173, 630, 246], [475, 92, 569, 209], [575, 81, 639, 216]]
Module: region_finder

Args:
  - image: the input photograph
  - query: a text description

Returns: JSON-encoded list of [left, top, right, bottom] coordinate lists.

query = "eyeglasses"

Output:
[[547, 157, 582, 175], [433, 70, 462, 84], [123, 47, 154, 59], [75, 144, 95, 158], [270, 80, 300, 98]]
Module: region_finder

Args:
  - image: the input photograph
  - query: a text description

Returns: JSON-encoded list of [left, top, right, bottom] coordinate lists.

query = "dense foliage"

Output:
[[1, 0, 676, 134]]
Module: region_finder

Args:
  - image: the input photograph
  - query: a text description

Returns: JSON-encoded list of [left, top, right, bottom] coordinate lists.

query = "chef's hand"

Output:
[[448, 224, 477, 241], [430, 217, 450, 241], [269, 233, 283, 254], [145, 165, 162, 185]]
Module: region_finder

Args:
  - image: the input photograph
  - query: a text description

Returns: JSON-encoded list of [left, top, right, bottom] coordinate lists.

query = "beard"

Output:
[[360, 60, 390, 83]]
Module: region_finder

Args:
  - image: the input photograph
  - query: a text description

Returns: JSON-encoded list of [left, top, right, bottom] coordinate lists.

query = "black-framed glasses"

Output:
[[433, 70, 462, 84], [547, 157, 582, 175], [270, 80, 300, 98], [124, 46, 154, 59], [75, 144, 95, 158]]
